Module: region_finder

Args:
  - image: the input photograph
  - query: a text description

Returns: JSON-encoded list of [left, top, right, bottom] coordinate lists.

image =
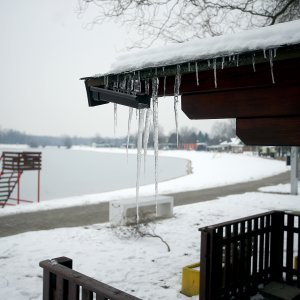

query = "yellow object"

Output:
[[295, 256, 298, 270], [181, 262, 200, 297]]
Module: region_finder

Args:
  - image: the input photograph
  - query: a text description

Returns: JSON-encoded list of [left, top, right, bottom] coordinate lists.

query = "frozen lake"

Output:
[[0, 147, 188, 202]]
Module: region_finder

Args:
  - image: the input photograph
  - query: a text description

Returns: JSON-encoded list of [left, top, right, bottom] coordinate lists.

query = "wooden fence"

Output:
[[200, 210, 300, 299], [39, 257, 141, 300]]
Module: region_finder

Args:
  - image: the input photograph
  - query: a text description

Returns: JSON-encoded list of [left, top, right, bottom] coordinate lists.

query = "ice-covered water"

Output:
[[0, 147, 188, 202]]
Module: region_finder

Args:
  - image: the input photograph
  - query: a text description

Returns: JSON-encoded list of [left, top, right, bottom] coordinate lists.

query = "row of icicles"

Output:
[[108, 48, 277, 224]]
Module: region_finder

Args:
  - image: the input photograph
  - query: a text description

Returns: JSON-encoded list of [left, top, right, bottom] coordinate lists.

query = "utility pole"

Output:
[[291, 147, 298, 195]]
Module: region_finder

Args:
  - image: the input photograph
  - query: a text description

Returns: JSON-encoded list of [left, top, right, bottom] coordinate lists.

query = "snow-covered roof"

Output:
[[107, 20, 300, 75]]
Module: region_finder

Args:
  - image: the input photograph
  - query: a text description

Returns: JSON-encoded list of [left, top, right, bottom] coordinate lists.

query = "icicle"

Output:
[[136, 108, 146, 224], [213, 58, 217, 88], [188, 62, 191, 72], [263, 49, 267, 59], [207, 59, 211, 67], [195, 62, 199, 86], [163, 76, 167, 97], [143, 108, 152, 172], [222, 57, 225, 70], [269, 49, 275, 84], [236, 54, 239, 67], [174, 65, 181, 147], [126, 108, 133, 161], [137, 71, 141, 92], [274, 48, 277, 58], [252, 54, 256, 72], [152, 76, 159, 215], [145, 78, 150, 95], [113, 104, 117, 136], [104, 75, 109, 88]]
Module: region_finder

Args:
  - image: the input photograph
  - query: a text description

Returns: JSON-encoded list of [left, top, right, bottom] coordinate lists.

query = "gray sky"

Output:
[[0, 0, 217, 138]]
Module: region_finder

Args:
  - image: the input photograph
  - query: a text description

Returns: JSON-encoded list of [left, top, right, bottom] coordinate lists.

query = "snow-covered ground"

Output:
[[0, 191, 299, 300], [0, 148, 294, 299], [0, 147, 288, 217]]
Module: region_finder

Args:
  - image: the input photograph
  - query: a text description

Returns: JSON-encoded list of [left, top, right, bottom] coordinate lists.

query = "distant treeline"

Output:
[[0, 120, 236, 148], [0, 128, 127, 148]]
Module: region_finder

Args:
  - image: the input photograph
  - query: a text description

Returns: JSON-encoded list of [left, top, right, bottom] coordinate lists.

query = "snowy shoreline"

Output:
[[0, 147, 289, 217], [0, 147, 296, 300]]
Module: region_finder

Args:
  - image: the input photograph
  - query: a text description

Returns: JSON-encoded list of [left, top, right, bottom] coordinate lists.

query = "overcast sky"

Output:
[[0, 0, 217, 138]]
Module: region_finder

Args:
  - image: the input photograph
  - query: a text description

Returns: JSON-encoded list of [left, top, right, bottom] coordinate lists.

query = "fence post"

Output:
[[200, 228, 210, 300], [41, 257, 73, 300], [270, 211, 284, 282]]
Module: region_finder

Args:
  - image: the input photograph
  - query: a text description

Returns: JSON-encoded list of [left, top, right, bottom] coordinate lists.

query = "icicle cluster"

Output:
[[106, 45, 281, 225]]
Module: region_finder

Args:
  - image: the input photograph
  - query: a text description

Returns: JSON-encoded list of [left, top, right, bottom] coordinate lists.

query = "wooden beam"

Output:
[[157, 57, 300, 97], [236, 117, 300, 146], [181, 84, 300, 119]]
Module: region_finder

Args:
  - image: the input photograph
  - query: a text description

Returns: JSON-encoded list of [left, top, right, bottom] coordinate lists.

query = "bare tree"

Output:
[[210, 119, 236, 142], [77, 0, 300, 47]]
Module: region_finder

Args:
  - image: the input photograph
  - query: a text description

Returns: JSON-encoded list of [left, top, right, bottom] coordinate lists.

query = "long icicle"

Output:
[[114, 104, 117, 136], [126, 108, 133, 161], [213, 58, 217, 88], [174, 65, 181, 147], [195, 62, 199, 86], [269, 49, 275, 84], [143, 108, 152, 173], [136, 108, 146, 224], [252, 54, 256, 72], [152, 76, 159, 216]]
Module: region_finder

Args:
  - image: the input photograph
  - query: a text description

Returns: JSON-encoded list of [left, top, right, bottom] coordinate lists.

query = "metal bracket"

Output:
[[87, 86, 151, 109]]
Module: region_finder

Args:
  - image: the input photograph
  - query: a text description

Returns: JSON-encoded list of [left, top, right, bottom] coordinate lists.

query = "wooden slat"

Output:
[[237, 117, 300, 146], [297, 216, 300, 287], [181, 84, 300, 119], [56, 275, 64, 300], [68, 281, 79, 300], [200, 229, 210, 300], [82, 288, 93, 300], [286, 214, 295, 283], [270, 212, 284, 282], [224, 225, 231, 296], [42, 269, 51, 300]]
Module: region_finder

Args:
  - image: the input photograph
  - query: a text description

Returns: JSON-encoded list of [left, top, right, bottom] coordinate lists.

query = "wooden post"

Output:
[[270, 211, 284, 282], [17, 171, 21, 205], [38, 170, 41, 203], [291, 147, 298, 195]]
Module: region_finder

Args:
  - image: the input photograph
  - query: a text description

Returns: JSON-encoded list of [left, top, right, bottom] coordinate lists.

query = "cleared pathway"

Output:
[[0, 171, 290, 237]]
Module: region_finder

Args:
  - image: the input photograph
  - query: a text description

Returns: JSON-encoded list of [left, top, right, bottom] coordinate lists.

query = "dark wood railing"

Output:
[[200, 210, 300, 300], [2, 151, 41, 171], [39, 257, 141, 300]]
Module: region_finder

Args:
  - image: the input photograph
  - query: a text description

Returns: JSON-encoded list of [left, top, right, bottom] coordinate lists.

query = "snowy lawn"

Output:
[[1, 192, 300, 300], [0, 148, 288, 217]]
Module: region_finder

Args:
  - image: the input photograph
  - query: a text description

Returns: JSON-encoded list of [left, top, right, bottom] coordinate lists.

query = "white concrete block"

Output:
[[109, 195, 174, 226]]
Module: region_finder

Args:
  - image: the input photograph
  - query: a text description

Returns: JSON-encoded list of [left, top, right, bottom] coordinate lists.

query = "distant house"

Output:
[[179, 143, 198, 150], [208, 138, 244, 153]]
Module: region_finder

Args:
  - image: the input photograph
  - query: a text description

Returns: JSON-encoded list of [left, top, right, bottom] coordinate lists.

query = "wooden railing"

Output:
[[199, 210, 300, 300], [39, 257, 141, 300], [2, 151, 41, 171]]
